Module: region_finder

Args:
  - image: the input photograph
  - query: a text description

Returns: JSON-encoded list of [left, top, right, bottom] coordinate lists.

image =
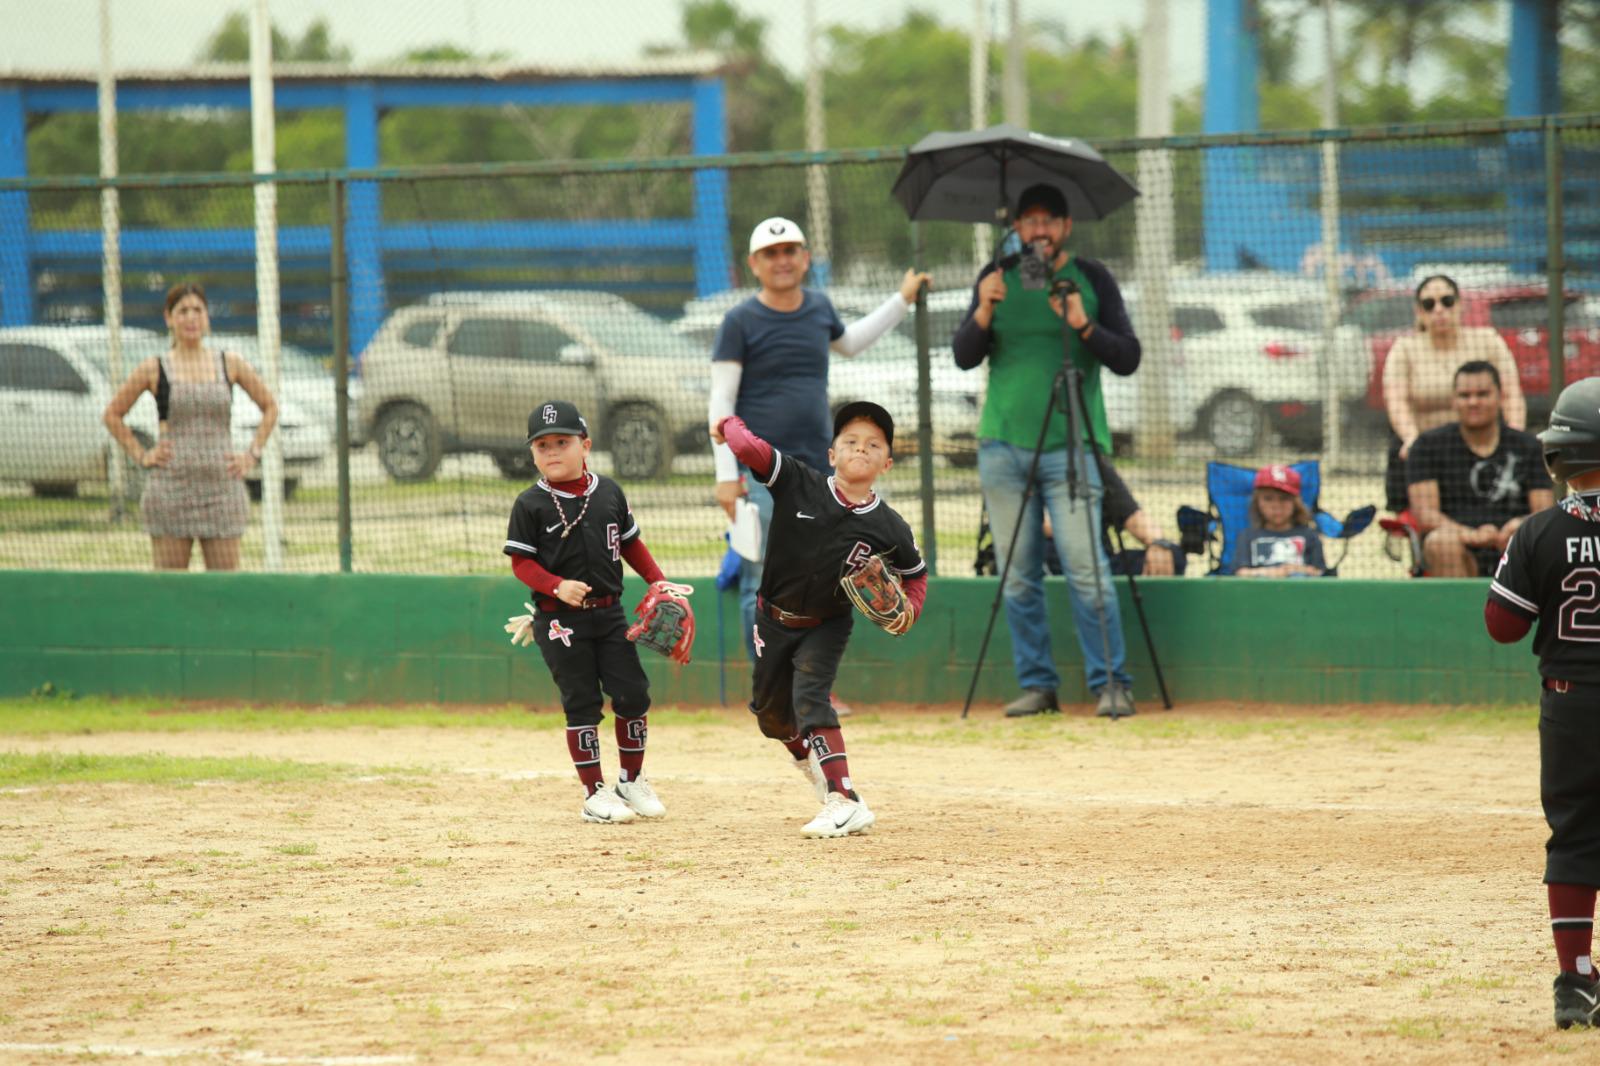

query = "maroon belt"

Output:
[[1544, 678, 1576, 694], [759, 597, 823, 628], [537, 594, 618, 613]]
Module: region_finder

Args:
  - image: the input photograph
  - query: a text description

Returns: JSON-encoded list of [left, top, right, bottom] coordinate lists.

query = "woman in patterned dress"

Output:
[[102, 282, 279, 570]]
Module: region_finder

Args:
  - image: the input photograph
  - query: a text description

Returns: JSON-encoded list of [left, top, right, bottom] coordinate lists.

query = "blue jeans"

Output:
[[978, 438, 1131, 694], [738, 477, 775, 662]]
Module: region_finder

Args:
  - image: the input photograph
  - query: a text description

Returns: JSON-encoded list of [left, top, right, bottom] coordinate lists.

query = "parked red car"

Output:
[[1351, 286, 1600, 418]]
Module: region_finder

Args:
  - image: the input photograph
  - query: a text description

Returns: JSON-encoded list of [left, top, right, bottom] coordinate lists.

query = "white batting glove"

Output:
[[504, 602, 537, 647]]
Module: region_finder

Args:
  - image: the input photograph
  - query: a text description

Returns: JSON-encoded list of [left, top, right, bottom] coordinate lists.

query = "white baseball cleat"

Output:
[[792, 751, 828, 804], [615, 776, 666, 819], [581, 782, 638, 824], [801, 791, 875, 838]]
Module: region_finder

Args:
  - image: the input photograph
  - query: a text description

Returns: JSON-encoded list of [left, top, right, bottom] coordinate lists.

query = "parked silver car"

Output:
[[0, 326, 332, 500], [356, 292, 709, 481]]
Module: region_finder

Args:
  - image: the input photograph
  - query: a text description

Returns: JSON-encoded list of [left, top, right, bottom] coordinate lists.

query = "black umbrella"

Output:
[[890, 123, 1139, 224]]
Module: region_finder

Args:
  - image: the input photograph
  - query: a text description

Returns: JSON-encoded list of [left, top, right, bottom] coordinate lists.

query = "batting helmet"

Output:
[[1539, 376, 1600, 482]]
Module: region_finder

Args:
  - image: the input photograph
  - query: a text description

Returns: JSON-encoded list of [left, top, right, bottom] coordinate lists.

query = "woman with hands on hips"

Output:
[[102, 281, 279, 571]]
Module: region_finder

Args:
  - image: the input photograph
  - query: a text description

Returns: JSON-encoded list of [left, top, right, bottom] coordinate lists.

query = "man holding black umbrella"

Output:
[[952, 183, 1142, 718]]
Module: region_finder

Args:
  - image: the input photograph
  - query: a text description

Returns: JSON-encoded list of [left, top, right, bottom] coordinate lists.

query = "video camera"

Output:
[[1015, 240, 1080, 299]]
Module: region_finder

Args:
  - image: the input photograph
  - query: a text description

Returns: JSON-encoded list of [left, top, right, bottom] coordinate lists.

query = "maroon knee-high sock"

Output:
[[808, 727, 855, 799], [566, 724, 604, 796], [783, 734, 811, 761], [1550, 883, 1599, 977], [616, 715, 647, 783]]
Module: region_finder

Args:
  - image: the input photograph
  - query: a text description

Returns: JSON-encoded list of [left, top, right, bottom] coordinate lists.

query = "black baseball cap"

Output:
[[1015, 183, 1069, 220], [526, 400, 589, 443], [833, 401, 895, 452]]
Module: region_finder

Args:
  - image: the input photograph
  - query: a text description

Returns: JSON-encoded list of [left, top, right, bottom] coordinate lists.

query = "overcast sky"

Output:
[[1, 0, 1212, 88]]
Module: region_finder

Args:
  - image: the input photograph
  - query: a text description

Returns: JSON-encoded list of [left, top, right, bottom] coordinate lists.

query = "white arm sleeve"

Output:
[[830, 292, 912, 358], [710, 360, 743, 483]]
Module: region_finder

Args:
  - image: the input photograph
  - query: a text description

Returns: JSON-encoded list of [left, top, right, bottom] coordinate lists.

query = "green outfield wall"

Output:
[[0, 571, 1535, 707]]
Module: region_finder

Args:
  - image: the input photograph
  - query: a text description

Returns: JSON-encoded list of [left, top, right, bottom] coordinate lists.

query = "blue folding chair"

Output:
[[1176, 460, 1375, 576]]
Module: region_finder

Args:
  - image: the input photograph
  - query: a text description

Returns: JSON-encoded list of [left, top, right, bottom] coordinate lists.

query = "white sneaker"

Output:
[[615, 776, 666, 819], [792, 751, 828, 804], [581, 782, 638, 824], [801, 791, 875, 838]]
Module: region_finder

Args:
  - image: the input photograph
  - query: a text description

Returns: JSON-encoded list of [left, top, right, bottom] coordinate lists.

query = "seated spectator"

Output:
[[1038, 454, 1185, 577], [1407, 359, 1553, 577], [1381, 273, 1525, 513], [1232, 464, 1327, 578]]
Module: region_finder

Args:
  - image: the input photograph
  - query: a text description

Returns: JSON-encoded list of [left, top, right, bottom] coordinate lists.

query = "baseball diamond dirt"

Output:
[[0, 700, 1587, 1063]]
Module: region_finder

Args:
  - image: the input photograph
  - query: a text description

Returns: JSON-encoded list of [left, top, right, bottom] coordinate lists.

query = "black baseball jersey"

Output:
[[503, 472, 639, 598], [757, 449, 925, 619], [1488, 493, 1600, 685]]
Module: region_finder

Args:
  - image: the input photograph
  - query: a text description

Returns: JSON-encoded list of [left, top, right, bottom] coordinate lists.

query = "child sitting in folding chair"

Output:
[[1233, 464, 1327, 578]]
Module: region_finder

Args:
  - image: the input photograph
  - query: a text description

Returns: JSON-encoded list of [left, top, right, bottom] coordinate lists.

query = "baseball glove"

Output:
[[840, 555, 912, 636], [626, 581, 696, 665], [503, 602, 537, 647]]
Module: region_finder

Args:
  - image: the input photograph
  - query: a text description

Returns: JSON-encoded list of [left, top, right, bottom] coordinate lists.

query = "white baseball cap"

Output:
[[748, 217, 806, 254]]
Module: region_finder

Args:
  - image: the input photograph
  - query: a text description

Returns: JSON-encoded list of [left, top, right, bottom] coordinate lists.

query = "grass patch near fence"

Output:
[[0, 751, 352, 788]]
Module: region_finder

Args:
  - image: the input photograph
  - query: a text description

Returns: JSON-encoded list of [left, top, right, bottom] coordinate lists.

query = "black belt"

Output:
[[538, 594, 618, 613], [759, 597, 824, 628]]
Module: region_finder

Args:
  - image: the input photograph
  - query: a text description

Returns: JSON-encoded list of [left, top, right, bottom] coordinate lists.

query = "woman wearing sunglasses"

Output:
[[1380, 273, 1525, 513]]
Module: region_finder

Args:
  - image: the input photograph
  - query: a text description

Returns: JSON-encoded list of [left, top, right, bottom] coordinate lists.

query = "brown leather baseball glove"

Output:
[[840, 555, 912, 636]]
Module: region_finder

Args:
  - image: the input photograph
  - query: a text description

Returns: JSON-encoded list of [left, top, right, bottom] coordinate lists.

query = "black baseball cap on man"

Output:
[[833, 400, 895, 453], [526, 400, 589, 443], [1015, 183, 1070, 220]]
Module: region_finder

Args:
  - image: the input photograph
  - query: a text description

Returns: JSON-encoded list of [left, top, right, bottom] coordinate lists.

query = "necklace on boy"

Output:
[[549, 488, 591, 539]]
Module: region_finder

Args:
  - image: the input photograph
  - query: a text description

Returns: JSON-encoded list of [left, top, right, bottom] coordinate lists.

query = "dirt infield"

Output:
[[0, 702, 1590, 1064]]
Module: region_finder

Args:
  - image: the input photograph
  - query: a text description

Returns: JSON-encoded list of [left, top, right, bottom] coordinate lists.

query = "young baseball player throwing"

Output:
[[711, 401, 927, 837], [503, 400, 693, 825], [1485, 377, 1600, 1029]]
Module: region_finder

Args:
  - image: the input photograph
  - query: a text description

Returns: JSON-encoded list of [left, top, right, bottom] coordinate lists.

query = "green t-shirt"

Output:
[[980, 257, 1111, 452]]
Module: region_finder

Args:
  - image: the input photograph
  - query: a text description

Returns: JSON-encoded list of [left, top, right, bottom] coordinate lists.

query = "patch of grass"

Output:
[[272, 843, 318, 856], [0, 697, 724, 737], [0, 752, 348, 787], [1387, 1015, 1448, 1040]]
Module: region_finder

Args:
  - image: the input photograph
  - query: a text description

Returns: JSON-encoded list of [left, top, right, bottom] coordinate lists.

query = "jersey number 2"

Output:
[[1558, 567, 1600, 642]]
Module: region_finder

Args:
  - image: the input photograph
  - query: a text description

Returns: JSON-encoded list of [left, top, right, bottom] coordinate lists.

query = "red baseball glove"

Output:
[[627, 581, 696, 665]]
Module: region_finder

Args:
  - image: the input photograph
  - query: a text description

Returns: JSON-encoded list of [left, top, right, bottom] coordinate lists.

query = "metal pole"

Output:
[[1317, 0, 1343, 469], [802, 0, 833, 283], [1002, 0, 1027, 129], [1546, 116, 1566, 400], [970, 0, 992, 268], [1133, 0, 1175, 459], [250, 0, 285, 569], [98, 0, 128, 518], [913, 220, 937, 573], [330, 177, 352, 573]]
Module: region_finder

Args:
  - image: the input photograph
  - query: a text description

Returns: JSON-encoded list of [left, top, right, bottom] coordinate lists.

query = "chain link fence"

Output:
[[1, 115, 1596, 577]]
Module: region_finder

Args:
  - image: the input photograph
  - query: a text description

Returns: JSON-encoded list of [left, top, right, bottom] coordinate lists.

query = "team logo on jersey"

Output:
[[752, 627, 765, 658], [607, 522, 620, 561], [542, 404, 558, 425], [843, 541, 875, 576], [547, 619, 574, 647]]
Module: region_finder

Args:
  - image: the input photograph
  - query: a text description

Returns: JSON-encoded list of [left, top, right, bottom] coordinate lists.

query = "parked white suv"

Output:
[[0, 326, 332, 500]]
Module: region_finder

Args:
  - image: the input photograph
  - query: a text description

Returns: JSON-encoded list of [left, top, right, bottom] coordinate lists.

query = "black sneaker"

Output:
[[1554, 970, 1600, 1030], [1095, 683, 1137, 719], [1003, 689, 1059, 718]]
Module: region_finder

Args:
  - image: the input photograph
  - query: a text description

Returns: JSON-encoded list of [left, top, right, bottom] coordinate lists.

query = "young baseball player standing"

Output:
[[503, 400, 682, 825], [710, 401, 927, 837], [1485, 377, 1600, 1029]]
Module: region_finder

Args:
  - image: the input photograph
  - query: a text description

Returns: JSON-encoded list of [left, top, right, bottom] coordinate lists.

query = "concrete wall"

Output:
[[0, 572, 1536, 707]]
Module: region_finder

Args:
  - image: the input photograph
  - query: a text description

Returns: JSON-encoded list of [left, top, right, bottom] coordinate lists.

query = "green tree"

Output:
[[199, 12, 352, 63]]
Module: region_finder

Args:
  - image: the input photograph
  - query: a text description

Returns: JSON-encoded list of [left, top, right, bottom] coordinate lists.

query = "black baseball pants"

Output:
[[749, 611, 852, 741], [534, 604, 650, 727]]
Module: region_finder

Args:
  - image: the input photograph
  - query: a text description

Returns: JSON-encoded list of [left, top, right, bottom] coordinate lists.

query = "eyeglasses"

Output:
[[1418, 294, 1457, 311]]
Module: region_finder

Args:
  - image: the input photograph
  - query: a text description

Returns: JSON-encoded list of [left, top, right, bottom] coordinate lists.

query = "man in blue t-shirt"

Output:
[[708, 216, 929, 664]]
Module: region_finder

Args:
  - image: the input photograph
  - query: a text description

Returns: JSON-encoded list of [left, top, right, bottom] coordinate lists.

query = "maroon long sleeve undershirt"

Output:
[[1484, 599, 1532, 644], [718, 416, 774, 481]]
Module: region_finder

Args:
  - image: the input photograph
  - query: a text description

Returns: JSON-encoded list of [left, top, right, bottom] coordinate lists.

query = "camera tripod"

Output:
[[960, 282, 1172, 718]]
